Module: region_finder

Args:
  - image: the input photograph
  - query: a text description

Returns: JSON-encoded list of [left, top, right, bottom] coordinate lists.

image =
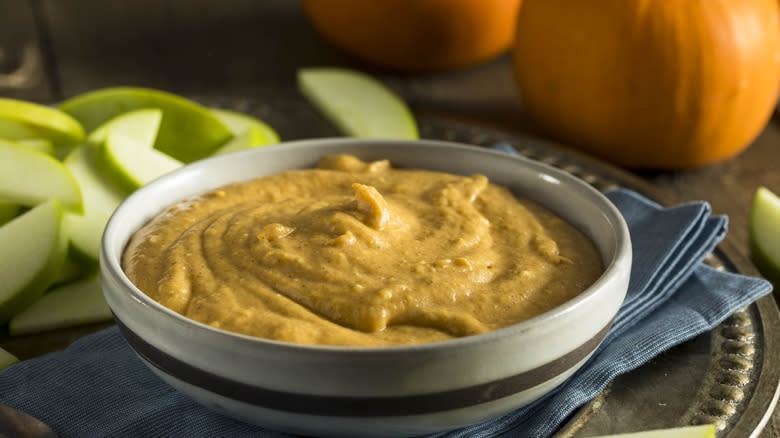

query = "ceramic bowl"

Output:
[[100, 139, 632, 437]]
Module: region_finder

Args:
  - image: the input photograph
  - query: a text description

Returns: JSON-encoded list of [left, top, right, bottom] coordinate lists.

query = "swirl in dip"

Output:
[[122, 154, 603, 346]]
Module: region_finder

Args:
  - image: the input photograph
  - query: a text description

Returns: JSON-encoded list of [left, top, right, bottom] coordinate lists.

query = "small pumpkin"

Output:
[[513, 0, 780, 169], [302, 0, 522, 73]]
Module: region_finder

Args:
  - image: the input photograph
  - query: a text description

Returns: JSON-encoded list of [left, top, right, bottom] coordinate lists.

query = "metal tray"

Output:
[[1, 94, 778, 437]]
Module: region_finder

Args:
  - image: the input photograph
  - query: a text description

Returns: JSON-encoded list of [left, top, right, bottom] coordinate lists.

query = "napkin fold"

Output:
[[0, 146, 773, 438]]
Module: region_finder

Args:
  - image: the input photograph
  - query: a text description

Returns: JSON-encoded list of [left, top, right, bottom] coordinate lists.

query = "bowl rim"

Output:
[[101, 138, 632, 355]]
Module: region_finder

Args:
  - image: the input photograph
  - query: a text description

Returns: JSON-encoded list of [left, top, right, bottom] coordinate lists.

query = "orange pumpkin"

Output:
[[513, 0, 780, 169], [302, 0, 522, 73]]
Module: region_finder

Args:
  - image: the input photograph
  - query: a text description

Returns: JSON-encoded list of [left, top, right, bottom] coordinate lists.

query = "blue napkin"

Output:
[[0, 150, 773, 438]]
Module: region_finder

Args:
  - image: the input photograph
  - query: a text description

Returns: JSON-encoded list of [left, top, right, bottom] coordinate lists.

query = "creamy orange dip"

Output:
[[122, 155, 602, 346]]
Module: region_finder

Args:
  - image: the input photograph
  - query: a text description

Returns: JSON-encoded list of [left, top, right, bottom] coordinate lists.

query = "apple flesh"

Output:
[[0, 347, 19, 370], [211, 108, 279, 155], [210, 108, 280, 156], [100, 109, 182, 191], [210, 129, 263, 156], [750, 186, 780, 288], [0, 141, 83, 214], [104, 139, 182, 190], [14, 138, 54, 156], [63, 142, 126, 261], [297, 67, 418, 139], [9, 274, 111, 335], [52, 251, 95, 286], [0, 199, 67, 325], [211, 108, 279, 142], [0, 97, 85, 147]]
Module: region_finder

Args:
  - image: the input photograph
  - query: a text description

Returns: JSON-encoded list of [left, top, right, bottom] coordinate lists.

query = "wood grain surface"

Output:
[[1, 1, 778, 436]]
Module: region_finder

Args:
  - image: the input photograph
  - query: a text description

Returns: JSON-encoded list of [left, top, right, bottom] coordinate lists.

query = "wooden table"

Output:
[[2, 1, 778, 436]]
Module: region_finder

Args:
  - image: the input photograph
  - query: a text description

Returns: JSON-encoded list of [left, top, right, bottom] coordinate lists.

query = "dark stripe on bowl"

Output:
[[115, 317, 611, 417]]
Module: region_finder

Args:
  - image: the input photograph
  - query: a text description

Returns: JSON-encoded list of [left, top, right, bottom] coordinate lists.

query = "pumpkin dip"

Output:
[[122, 155, 602, 346]]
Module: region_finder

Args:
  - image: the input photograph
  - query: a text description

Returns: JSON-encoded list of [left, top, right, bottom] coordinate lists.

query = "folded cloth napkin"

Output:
[[0, 147, 772, 438]]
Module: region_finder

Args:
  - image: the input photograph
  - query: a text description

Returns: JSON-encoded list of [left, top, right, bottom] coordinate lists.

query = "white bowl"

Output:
[[100, 139, 631, 437]]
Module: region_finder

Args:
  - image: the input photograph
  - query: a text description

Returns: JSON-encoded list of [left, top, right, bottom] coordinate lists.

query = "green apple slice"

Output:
[[0, 137, 53, 156], [104, 139, 182, 191], [101, 109, 183, 191], [63, 142, 127, 261], [0, 347, 19, 370], [210, 128, 266, 156], [84, 110, 133, 145], [53, 250, 96, 285], [14, 138, 54, 155], [297, 67, 418, 139], [0, 141, 83, 213], [210, 109, 280, 155], [211, 108, 280, 144], [0, 97, 85, 147], [0, 136, 68, 161], [750, 186, 780, 287], [82, 105, 151, 148], [0, 201, 20, 226], [589, 425, 715, 438], [0, 199, 68, 324], [59, 87, 232, 163], [9, 274, 111, 335]]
